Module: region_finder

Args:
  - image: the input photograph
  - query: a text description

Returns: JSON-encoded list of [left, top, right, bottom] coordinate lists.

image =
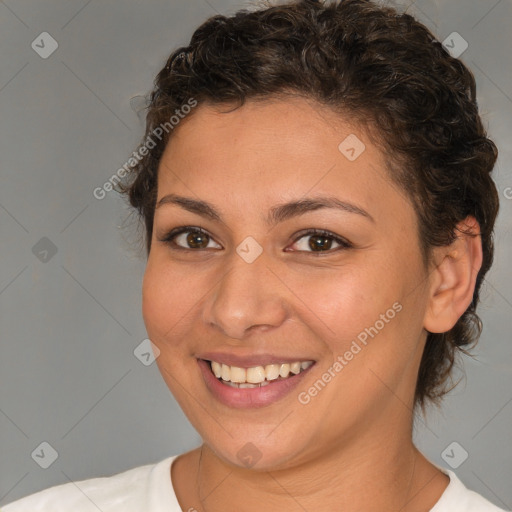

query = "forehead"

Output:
[[155, 96, 413, 225], [168, 96, 363, 154]]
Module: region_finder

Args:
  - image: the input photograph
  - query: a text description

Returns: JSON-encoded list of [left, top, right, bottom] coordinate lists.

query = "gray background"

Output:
[[0, 0, 511, 508]]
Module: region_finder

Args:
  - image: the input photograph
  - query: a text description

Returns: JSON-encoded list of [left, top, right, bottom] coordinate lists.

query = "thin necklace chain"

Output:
[[402, 449, 418, 511], [196, 444, 207, 512]]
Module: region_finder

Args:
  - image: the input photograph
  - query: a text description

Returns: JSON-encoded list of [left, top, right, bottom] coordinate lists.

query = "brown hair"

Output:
[[116, 0, 499, 411]]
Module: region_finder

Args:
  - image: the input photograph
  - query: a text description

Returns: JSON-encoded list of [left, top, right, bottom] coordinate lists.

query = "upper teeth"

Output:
[[210, 361, 314, 384]]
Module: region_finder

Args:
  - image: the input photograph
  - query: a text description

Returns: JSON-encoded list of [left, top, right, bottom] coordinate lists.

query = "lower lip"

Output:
[[198, 359, 315, 409]]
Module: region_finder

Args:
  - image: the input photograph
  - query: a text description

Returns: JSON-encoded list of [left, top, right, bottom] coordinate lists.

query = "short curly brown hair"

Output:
[[117, 0, 499, 412]]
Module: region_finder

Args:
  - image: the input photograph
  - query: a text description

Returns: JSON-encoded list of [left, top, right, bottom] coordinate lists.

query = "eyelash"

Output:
[[158, 226, 353, 254]]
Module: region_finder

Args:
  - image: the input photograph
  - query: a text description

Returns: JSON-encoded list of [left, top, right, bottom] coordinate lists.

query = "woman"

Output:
[[3, 0, 507, 510]]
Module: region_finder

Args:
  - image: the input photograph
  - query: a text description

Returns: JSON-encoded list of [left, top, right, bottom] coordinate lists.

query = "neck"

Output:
[[186, 420, 449, 512]]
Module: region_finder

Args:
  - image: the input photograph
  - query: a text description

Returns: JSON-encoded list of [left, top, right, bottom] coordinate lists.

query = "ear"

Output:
[[423, 216, 483, 334]]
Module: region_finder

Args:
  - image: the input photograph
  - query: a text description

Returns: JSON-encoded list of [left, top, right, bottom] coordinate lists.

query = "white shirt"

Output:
[[2, 454, 508, 511]]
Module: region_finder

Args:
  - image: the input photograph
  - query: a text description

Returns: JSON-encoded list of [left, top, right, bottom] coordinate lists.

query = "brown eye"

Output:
[[289, 229, 352, 253], [160, 227, 222, 250], [185, 231, 209, 249], [308, 234, 335, 251]]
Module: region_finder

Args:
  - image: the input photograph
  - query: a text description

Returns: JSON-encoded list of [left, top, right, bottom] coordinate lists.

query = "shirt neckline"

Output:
[[158, 455, 461, 511], [428, 465, 467, 511], [149, 455, 182, 511]]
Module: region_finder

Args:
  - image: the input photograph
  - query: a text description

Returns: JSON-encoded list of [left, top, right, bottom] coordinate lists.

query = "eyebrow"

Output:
[[155, 193, 375, 225]]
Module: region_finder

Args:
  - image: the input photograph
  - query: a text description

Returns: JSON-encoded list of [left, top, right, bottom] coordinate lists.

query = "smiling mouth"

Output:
[[204, 359, 315, 388]]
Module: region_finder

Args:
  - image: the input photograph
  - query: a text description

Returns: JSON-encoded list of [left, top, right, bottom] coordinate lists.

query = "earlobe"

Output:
[[423, 216, 483, 334]]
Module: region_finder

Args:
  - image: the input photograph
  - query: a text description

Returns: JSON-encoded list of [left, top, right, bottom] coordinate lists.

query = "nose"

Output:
[[201, 253, 290, 339]]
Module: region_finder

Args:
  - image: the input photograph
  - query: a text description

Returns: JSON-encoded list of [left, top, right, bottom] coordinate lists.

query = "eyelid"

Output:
[[158, 226, 353, 253], [288, 228, 352, 254], [158, 225, 220, 250]]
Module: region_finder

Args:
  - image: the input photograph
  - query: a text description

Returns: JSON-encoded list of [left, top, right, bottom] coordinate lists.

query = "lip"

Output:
[[198, 358, 315, 409], [197, 351, 315, 368]]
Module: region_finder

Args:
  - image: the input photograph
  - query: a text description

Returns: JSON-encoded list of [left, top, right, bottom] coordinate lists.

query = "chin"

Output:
[[204, 432, 312, 472]]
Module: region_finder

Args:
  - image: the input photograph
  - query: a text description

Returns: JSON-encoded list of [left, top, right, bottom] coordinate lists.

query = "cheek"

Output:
[[141, 259, 204, 399], [142, 262, 167, 339], [287, 264, 394, 340], [141, 257, 200, 343], [294, 259, 417, 371]]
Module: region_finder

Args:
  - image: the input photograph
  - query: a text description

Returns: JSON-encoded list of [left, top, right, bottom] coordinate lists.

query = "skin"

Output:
[[142, 96, 482, 512]]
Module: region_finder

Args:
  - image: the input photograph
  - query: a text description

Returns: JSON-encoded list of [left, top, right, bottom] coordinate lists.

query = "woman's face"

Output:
[[143, 96, 432, 470]]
